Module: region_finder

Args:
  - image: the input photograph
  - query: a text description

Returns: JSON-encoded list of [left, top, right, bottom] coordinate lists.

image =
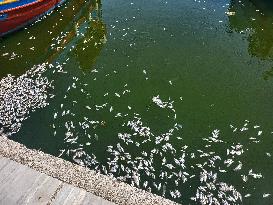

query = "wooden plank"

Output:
[[0, 161, 40, 204], [0, 158, 61, 205], [20, 175, 62, 204], [52, 184, 87, 205], [53, 183, 114, 205], [0, 156, 12, 170], [81, 191, 115, 205], [0, 157, 20, 186]]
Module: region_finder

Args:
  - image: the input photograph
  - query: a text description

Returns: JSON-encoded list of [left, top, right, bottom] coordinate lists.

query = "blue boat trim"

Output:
[[0, 0, 38, 13]]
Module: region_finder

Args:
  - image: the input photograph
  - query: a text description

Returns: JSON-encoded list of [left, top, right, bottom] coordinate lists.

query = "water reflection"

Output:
[[49, 0, 106, 70], [228, 0, 273, 60], [0, 0, 105, 77]]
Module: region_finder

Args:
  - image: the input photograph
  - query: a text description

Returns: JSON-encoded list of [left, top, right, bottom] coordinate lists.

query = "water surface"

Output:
[[1, 0, 273, 204]]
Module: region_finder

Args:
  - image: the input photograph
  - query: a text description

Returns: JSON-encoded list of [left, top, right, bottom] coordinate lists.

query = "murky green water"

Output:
[[1, 0, 273, 204]]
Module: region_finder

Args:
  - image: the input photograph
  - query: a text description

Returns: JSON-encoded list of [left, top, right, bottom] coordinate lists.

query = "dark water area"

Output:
[[1, 0, 273, 204]]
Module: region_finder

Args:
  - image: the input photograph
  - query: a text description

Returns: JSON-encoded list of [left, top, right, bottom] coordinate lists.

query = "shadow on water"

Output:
[[0, 0, 105, 77], [0, 0, 106, 154], [228, 0, 273, 80]]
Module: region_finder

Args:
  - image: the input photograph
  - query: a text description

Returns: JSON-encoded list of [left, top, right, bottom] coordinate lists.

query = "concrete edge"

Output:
[[0, 135, 179, 205]]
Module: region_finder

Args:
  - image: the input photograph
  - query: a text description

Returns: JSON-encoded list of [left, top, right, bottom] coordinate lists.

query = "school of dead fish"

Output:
[[1, 63, 269, 204]]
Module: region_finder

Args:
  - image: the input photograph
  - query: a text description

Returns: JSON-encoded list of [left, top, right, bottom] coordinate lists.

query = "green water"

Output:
[[1, 0, 273, 204]]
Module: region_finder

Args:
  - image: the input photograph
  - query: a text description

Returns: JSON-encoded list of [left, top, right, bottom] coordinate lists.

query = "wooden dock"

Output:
[[0, 135, 177, 205], [0, 156, 114, 205]]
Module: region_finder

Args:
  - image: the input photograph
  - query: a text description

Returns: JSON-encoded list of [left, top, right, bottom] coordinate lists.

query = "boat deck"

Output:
[[0, 156, 115, 205]]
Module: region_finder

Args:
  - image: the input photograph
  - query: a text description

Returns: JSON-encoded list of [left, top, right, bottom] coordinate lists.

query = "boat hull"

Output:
[[0, 0, 65, 36]]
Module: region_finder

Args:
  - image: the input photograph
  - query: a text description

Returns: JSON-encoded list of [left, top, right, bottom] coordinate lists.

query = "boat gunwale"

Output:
[[0, 0, 45, 14]]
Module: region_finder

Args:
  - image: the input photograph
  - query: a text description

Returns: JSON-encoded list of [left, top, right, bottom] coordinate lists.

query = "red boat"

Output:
[[0, 0, 66, 37]]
